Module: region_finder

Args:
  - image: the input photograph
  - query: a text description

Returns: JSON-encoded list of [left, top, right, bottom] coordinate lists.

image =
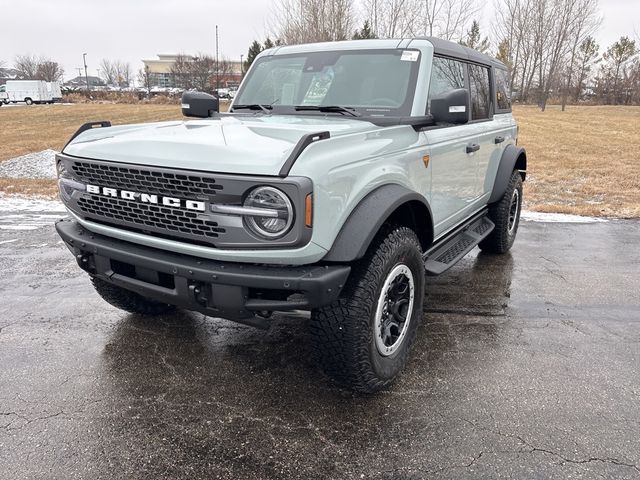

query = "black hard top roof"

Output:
[[413, 37, 507, 70]]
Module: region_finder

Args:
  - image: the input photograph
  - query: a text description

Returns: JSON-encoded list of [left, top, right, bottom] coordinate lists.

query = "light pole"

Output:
[[215, 25, 220, 92], [83, 53, 89, 91]]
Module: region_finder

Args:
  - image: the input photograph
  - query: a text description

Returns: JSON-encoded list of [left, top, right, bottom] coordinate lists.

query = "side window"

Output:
[[427, 57, 465, 114], [469, 64, 491, 120], [495, 68, 511, 111]]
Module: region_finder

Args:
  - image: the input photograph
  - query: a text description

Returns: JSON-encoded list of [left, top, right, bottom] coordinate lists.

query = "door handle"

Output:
[[494, 136, 505, 144], [466, 143, 480, 153]]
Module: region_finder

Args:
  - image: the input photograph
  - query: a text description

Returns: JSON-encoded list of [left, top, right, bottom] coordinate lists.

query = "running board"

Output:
[[424, 215, 495, 276]]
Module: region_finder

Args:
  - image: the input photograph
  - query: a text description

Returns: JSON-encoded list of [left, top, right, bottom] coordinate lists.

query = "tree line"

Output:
[[243, 0, 639, 107], [2, 55, 65, 82]]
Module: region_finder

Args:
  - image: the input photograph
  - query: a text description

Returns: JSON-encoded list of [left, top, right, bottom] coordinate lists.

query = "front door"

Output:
[[424, 56, 482, 236]]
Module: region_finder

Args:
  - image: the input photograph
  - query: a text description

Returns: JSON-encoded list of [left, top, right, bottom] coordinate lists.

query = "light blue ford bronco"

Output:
[[56, 37, 526, 392]]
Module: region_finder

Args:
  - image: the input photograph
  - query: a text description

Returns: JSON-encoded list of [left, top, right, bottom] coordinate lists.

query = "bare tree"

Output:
[[493, 0, 599, 108], [170, 54, 195, 90], [572, 36, 599, 101], [362, 0, 420, 38], [100, 59, 118, 85], [273, 0, 355, 44], [36, 61, 64, 82], [419, 0, 479, 41], [137, 65, 152, 95], [99, 59, 132, 87], [14, 54, 40, 79], [191, 55, 216, 92]]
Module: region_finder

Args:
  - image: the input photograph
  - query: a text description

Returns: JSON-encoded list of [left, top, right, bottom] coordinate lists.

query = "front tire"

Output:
[[24, 98, 33, 105], [91, 277, 175, 316], [310, 226, 425, 393], [479, 170, 523, 254]]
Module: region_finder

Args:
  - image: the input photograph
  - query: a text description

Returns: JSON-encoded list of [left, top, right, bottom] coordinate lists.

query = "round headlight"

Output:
[[243, 186, 293, 239]]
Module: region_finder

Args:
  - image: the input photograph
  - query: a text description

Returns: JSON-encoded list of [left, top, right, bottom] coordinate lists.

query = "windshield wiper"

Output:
[[231, 104, 273, 114], [294, 105, 361, 117]]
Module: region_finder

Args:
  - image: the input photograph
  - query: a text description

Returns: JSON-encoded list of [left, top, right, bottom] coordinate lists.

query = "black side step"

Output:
[[424, 215, 495, 276]]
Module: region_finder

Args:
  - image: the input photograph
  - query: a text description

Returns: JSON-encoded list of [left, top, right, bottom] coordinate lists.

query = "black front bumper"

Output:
[[56, 219, 350, 324]]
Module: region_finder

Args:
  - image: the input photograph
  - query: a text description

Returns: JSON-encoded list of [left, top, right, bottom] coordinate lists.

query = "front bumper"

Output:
[[56, 219, 350, 324]]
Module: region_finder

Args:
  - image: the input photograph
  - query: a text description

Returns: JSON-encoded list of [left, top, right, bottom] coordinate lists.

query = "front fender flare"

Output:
[[322, 184, 433, 262]]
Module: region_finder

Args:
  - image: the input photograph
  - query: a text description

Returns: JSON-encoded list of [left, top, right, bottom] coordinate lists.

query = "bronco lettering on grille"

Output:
[[86, 184, 206, 212]]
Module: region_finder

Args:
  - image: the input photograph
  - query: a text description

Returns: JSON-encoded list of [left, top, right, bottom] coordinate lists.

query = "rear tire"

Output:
[[479, 170, 523, 254], [310, 226, 425, 393], [91, 277, 175, 316]]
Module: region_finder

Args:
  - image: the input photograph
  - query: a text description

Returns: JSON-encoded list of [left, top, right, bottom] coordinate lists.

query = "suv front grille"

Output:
[[77, 196, 225, 239], [71, 161, 223, 198], [68, 159, 228, 247]]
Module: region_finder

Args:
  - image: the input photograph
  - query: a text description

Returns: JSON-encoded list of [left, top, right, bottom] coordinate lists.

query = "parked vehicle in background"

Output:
[[0, 80, 62, 105]]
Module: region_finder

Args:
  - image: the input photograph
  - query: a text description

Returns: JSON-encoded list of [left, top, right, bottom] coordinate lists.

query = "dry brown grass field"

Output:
[[0, 103, 638, 217], [514, 105, 640, 217]]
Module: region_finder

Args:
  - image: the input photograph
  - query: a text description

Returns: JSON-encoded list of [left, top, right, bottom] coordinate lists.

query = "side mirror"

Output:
[[181, 91, 219, 118], [430, 88, 469, 125]]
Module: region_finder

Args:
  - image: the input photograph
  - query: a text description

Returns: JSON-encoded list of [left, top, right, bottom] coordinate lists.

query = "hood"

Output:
[[63, 115, 379, 176]]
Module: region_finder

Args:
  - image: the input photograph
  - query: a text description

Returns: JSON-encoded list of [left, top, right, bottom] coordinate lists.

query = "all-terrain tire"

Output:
[[91, 277, 175, 315], [310, 226, 425, 393], [479, 170, 523, 254]]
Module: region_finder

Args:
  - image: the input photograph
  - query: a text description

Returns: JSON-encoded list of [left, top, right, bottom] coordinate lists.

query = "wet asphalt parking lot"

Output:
[[0, 209, 639, 480]]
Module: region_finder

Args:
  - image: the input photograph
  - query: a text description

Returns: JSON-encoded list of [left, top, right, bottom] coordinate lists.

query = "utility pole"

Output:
[[240, 54, 244, 79], [215, 25, 220, 93], [83, 53, 89, 91]]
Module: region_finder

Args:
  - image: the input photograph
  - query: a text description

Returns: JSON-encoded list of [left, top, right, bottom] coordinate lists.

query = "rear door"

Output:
[[467, 63, 495, 200], [424, 56, 481, 236]]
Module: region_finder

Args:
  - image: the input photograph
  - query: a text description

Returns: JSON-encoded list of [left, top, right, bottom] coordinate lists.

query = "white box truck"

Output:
[[0, 80, 62, 105]]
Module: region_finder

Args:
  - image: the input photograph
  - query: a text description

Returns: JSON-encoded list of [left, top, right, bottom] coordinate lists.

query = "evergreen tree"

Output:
[[263, 37, 275, 50], [353, 20, 377, 40], [460, 21, 490, 53], [244, 40, 263, 73]]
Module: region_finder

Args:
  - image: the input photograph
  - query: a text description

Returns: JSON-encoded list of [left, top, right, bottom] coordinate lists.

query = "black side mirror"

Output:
[[430, 88, 469, 125], [181, 91, 219, 118]]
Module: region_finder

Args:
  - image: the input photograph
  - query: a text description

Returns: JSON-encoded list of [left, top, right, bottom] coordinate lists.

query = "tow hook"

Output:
[[190, 282, 208, 306]]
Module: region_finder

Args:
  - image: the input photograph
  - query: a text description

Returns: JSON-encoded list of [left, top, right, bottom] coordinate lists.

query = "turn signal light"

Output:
[[305, 194, 313, 227]]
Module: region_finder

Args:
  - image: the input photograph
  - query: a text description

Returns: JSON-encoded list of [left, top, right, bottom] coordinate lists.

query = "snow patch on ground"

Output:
[[0, 195, 64, 212], [0, 195, 65, 231], [0, 149, 58, 179], [520, 211, 607, 223]]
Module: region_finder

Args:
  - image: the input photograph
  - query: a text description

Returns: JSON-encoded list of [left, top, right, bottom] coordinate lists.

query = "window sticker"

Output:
[[400, 50, 419, 62]]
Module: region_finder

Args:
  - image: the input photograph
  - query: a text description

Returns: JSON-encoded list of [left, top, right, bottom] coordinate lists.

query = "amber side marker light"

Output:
[[305, 194, 313, 227], [422, 155, 430, 168]]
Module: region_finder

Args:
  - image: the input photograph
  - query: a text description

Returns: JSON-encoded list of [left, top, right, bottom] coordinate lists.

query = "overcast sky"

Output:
[[1, 0, 638, 81]]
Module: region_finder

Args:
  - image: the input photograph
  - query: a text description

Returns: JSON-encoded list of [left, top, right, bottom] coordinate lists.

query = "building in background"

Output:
[[0, 67, 19, 86], [142, 54, 243, 90], [64, 75, 105, 88]]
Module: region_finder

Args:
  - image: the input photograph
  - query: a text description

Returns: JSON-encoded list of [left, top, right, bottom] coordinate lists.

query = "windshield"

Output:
[[233, 49, 421, 117]]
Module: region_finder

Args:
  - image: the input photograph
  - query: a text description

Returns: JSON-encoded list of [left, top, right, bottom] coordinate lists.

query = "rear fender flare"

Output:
[[489, 144, 527, 204]]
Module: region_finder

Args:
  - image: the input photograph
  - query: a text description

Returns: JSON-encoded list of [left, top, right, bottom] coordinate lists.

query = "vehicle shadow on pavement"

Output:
[[91, 250, 517, 478]]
